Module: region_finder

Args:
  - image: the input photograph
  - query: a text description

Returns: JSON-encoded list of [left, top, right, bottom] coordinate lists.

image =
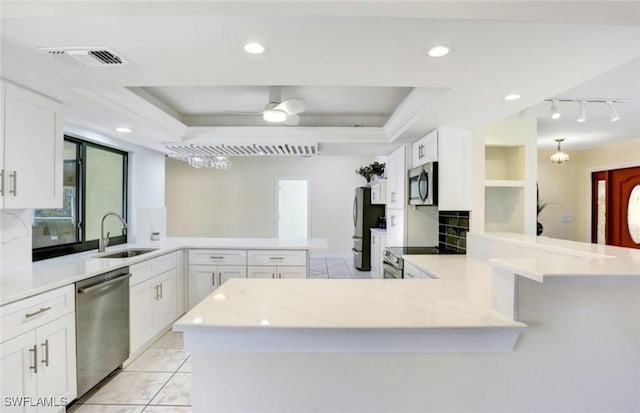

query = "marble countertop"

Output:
[[174, 255, 525, 332], [470, 232, 640, 281], [0, 237, 328, 306]]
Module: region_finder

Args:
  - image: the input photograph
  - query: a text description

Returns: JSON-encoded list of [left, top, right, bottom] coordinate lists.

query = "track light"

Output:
[[550, 100, 561, 120], [607, 101, 620, 122], [550, 138, 569, 164], [577, 101, 586, 123], [545, 98, 625, 122]]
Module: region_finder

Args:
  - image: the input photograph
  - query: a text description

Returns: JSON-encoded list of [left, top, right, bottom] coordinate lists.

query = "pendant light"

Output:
[[550, 138, 569, 164]]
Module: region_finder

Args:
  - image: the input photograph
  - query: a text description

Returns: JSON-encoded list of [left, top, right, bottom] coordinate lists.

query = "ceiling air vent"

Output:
[[39, 47, 128, 66], [164, 143, 318, 158]]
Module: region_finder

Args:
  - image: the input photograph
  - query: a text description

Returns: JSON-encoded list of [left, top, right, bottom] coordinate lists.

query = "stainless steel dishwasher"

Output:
[[76, 267, 131, 397]]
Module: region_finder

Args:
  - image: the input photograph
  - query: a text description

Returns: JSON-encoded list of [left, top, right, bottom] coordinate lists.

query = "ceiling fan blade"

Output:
[[274, 98, 305, 115], [284, 114, 300, 126], [223, 110, 263, 116]]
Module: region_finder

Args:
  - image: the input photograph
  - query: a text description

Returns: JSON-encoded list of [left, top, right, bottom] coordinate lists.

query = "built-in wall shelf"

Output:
[[485, 145, 524, 181], [480, 117, 537, 235], [484, 180, 525, 188]]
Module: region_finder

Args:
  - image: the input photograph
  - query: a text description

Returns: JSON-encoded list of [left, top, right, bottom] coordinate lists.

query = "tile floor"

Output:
[[310, 257, 375, 279], [68, 259, 373, 412], [69, 331, 191, 413]]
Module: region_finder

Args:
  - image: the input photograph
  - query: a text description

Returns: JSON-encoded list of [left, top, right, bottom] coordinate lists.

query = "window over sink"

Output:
[[32, 136, 128, 260]]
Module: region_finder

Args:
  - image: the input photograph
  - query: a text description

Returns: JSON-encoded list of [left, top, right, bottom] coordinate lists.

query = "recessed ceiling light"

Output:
[[244, 42, 265, 54], [504, 94, 521, 101], [427, 45, 450, 57], [115, 127, 132, 133]]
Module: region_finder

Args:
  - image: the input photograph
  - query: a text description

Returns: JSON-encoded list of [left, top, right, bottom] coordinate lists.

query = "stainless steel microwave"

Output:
[[408, 162, 438, 206]]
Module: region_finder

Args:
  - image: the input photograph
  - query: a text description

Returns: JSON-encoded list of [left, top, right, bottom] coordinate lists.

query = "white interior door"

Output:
[[277, 179, 309, 239]]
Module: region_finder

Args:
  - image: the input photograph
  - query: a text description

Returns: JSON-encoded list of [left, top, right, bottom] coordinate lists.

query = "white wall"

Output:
[[165, 155, 377, 256]]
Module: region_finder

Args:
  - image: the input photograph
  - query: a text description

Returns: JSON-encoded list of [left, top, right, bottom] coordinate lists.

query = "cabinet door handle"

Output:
[[41, 339, 49, 367], [154, 285, 159, 300], [391, 191, 396, 202], [29, 344, 38, 374], [159, 283, 163, 300], [218, 272, 222, 286], [0, 169, 4, 196], [212, 273, 215, 286], [278, 272, 282, 279], [9, 171, 17, 196], [25, 307, 52, 319]]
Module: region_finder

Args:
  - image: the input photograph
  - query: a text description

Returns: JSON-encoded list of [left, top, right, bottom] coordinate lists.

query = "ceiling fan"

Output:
[[226, 86, 305, 125]]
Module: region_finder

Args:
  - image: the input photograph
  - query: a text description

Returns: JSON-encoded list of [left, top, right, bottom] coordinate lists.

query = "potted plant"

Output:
[[537, 184, 548, 236], [356, 162, 385, 183]]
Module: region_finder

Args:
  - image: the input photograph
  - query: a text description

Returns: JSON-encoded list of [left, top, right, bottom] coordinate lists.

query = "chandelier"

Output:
[[550, 138, 569, 164], [168, 153, 232, 169]]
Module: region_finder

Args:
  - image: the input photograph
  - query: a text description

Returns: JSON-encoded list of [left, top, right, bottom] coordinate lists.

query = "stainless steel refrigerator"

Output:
[[352, 187, 385, 271]]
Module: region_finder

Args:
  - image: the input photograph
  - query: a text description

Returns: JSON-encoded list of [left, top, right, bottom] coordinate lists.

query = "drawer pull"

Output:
[[29, 345, 38, 374], [269, 257, 284, 260], [210, 256, 224, 259], [25, 306, 52, 319], [41, 339, 49, 367]]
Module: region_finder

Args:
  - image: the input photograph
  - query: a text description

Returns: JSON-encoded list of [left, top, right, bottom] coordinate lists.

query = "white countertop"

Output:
[[174, 255, 525, 332], [470, 232, 640, 281], [0, 237, 327, 306]]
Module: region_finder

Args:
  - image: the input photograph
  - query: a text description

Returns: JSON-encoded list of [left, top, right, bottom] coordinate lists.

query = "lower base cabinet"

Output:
[[188, 265, 247, 308], [129, 269, 177, 355], [247, 266, 307, 279], [1, 312, 76, 413]]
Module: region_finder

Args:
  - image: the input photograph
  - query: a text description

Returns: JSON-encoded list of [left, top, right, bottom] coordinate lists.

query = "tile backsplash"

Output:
[[438, 211, 469, 254]]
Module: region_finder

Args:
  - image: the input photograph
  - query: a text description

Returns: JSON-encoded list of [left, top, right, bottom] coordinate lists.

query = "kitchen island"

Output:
[[174, 233, 640, 413]]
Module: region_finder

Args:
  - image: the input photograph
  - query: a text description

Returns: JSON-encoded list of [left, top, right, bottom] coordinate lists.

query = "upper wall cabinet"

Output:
[[1, 80, 63, 209], [412, 129, 438, 168], [412, 128, 473, 211]]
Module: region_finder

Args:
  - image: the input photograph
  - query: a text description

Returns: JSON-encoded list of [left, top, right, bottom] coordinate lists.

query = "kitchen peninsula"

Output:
[[0, 237, 327, 305], [174, 232, 640, 413]]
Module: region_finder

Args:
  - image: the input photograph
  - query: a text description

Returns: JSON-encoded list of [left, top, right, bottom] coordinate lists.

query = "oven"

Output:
[[382, 260, 403, 279], [383, 246, 442, 279]]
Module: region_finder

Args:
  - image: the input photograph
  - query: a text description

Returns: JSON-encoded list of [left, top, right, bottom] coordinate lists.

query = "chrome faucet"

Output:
[[99, 212, 128, 252]]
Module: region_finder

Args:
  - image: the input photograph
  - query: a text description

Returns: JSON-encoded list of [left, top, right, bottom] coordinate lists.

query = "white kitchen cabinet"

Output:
[[0, 285, 76, 413], [370, 229, 387, 278], [386, 209, 405, 247], [410, 128, 473, 211], [129, 252, 179, 355], [247, 250, 308, 279], [0, 80, 63, 209], [370, 179, 387, 205], [248, 265, 307, 279], [130, 268, 177, 355], [412, 129, 438, 168], [188, 249, 248, 308], [386, 145, 407, 210], [188, 264, 247, 307]]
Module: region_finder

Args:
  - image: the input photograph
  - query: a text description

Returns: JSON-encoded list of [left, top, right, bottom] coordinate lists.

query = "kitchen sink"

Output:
[[96, 248, 158, 259]]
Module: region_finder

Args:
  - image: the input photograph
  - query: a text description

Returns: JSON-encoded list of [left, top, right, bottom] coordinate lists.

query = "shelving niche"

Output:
[[479, 117, 536, 235]]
